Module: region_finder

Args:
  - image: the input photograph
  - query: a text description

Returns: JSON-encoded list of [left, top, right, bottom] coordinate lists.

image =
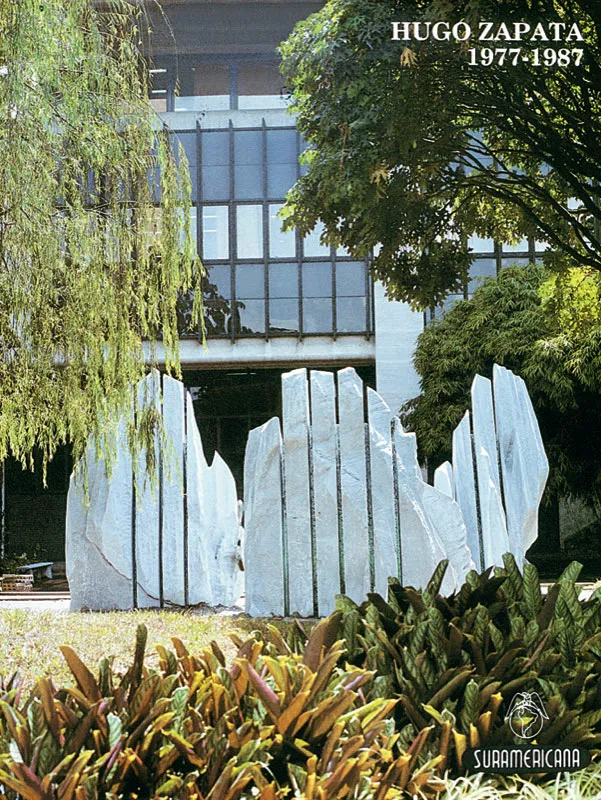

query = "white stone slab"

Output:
[[471, 375, 509, 569], [244, 418, 286, 617], [161, 375, 186, 605], [452, 411, 482, 570], [185, 392, 214, 607], [67, 421, 136, 611], [67, 373, 242, 611], [493, 365, 549, 566], [476, 445, 510, 568], [209, 452, 242, 606], [337, 368, 370, 605], [421, 481, 475, 587], [434, 461, 454, 499], [134, 370, 161, 607], [282, 369, 314, 617], [310, 371, 340, 616], [392, 423, 456, 593], [367, 388, 400, 592]]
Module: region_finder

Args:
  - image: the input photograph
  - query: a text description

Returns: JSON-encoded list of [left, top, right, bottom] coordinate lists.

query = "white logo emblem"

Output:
[[505, 692, 549, 739]]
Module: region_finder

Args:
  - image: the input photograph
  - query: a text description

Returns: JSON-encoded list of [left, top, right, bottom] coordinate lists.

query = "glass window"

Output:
[[270, 299, 299, 334], [202, 206, 228, 260], [468, 233, 495, 253], [236, 205, 263, 258], [468, 257, 496, 293], [502, 238, 529, 253], [501, 257, 530, 268], [336, 261, 366, 297], [174, 132, 197, 198], [439, 294, 464, 315], [205, 264, 231, 300], [303, 299, 333, 333], [202, 132, 229, 166], [234, 165, 262, 200], [337, 297, 366, 333], [302, 262, 332, 298], [237, 299, 265, 334], [235, 263, 264, 299], [177, 290, 197, 336], [267, 163, 297, 198], [303, 221, 330, 257], [234, 130, 262, 165], [270, 263, 298, 298], [269, 205, 296, 258], [202, 166, 229, 201], [203, 265, 232, 335], [266, 130, 297, 164]]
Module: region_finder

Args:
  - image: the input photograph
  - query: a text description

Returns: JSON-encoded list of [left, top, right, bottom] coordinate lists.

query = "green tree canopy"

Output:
[[280, 0, 601, 307], [401, 262, 601, 509], [0, 0, 199, 473]]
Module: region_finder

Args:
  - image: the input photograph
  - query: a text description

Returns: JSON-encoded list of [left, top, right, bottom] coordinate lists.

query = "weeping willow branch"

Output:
[[0, 0, 201, 479]]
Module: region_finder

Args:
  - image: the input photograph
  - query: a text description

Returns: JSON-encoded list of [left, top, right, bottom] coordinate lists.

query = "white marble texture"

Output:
[[243, 418, 286, 617], [67, 373, 242, 611], [492, 365, 549, 567], [392, 423, 461, 594], [367, 388, 401, 593], [245, 364, 548, 615], [434, 461, 454, 498], [471, 375, 510, 570], [452, 411, 482, 569], [337, 368, 371, 605], [310, 371, 340, 616], [282, 369, 314, 617]]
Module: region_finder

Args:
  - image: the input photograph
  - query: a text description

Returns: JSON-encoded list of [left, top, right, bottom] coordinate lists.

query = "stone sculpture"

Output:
[[66, 371, 243, 611], [244, 364, 548, 616]]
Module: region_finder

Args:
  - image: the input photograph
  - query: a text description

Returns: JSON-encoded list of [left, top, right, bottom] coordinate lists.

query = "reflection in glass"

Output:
[[502, 238, 529, 253], [236, 263, 264, 299], [177, 290, 197, 336], [202, 206, 228, 260], [236, 205, 263, 258], [303, 298, 332, 333], [468, 257, 496, 294], [468, 233, 495, 252], [303, 221, 330, 257], [203, 265, 232, 335], [336, 297, 366, 333], [270, 299, 299, 333], [269, 205, 296, 258], [237, 299, 265, 334]]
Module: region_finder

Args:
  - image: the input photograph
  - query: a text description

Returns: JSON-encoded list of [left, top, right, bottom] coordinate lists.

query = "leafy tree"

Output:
[[280, 0, 601, 307], [401, 262, 601, 512], [0, 0, 200, 473]]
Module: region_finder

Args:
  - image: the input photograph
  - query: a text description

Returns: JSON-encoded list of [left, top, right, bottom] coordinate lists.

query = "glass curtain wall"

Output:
[[173, 123, 373, 340]]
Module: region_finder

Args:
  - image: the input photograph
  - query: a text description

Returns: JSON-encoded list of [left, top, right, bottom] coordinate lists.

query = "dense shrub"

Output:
[[1, 555, 600, 797], [299, 555, 601, 772], [0, 617, 445, 799]]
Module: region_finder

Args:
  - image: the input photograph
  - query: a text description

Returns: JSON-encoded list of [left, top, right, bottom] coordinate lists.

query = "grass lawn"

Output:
[[0, 608, 284, 687]]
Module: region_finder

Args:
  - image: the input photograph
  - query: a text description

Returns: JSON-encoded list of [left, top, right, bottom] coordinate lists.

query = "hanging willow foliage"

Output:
[[0, 0, 200, 477]]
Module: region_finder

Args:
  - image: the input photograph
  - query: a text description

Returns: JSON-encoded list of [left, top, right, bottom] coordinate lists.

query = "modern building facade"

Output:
[[2, 0, 551, 563]]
